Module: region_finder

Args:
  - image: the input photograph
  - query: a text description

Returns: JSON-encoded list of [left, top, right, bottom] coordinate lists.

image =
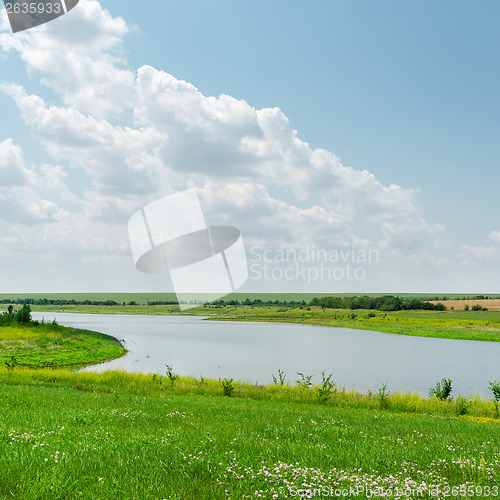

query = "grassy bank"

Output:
[[0, 321, 126, 368], [3, 292, 500, 343], [203, 306, 500, 343], [2, 301, 500, 499], [0, 368, 499, 499], [3, 303, 500, 343]]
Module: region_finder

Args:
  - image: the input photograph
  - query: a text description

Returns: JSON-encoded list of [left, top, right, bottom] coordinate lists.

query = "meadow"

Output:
[[0, 367, 499, 499], [1, 296, 500, 498], [204, 306, 500, 343], [0, 320, 126, 368]]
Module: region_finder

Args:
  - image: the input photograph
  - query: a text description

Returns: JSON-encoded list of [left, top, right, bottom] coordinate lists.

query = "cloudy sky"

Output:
[[0, 0, 498, 294]]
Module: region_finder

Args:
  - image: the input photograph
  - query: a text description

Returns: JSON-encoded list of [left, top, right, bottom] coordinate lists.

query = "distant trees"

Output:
[[308, 295, 447, 312], [0, 303, 32, 326]]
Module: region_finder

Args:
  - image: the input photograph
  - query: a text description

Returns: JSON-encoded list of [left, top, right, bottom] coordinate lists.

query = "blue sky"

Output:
[[0, 0, 498, 293], [115, 0, 499, 235]]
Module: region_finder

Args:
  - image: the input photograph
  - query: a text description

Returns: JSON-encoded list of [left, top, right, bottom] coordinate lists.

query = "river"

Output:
[[32, 312, 500, 397]]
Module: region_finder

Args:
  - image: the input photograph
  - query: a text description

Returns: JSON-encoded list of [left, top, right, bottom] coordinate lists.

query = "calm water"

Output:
[[32, 312, 500, 396]]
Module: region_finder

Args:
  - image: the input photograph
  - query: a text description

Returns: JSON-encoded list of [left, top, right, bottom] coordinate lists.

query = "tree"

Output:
[[15, 303, 32, 324]]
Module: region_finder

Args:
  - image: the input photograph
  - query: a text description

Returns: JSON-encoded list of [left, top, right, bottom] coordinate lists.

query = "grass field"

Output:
[[0, 368, 499, 499], [0, 321, 126, 368], [2, 299, 500, 498], [1, 292, 499, 306], [202, 307, 500, 343], [3, 294, 500, 343]]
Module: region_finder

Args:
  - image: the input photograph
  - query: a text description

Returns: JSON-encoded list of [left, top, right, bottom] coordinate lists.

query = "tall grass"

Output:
[[1, 368, 499, 419], [0, 368, 499, 499], [0, 322, 126, 368]]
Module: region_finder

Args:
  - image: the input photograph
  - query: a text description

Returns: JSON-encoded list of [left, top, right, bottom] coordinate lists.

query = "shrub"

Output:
[[272, 369, 287, 386], [378, 383, 390, 409], [221, 378, 234, 397], [454, 396, 469, 416], [165, 364, 179, 384], [4, 356, 17, 371], [489, 381, 500, 417], [296, 372, 313, 389], [15, 303, 32, 324], [429, 378, 453, 401], [317, 371, 335, 401], [471, 304, 487, 311]]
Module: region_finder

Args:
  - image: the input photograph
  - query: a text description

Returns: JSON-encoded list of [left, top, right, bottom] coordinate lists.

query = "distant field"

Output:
[[430, 299, 500, 311], [1, 292, 499, 306]]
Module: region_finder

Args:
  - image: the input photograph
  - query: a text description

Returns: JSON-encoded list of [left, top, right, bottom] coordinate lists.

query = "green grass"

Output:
[[204, 307, 500, 342], [0, 322, 126, 368], [3, 298, 500, 342], [0, 368, 499, 499], [2, 292, 498, 306], [1, 305, 500, 499]]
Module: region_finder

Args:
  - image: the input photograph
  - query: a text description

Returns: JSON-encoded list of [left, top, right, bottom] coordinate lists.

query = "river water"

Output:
[[32, 312, 500, 397]]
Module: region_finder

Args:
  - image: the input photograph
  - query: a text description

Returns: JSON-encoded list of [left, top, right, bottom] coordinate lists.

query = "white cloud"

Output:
[[0, 138, 29, 186], [0, 0, 135, 119], [0, 0, 460, 291], [489, 230, 500, 245], [458, 245, 500, 266], [1, 84, 165, 195]]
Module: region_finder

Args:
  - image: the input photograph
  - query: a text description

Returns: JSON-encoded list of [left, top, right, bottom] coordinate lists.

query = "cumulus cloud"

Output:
[[0, 138, 28, 186], [489, 230, 500, 245], [458, 245, 500, 266], [0, 139, 65, 225], [0, 0, 134, 118], [0, 0, 454, 291]]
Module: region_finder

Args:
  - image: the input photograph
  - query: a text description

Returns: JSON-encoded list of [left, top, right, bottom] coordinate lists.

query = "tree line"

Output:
[[308, 295, 446, 311]]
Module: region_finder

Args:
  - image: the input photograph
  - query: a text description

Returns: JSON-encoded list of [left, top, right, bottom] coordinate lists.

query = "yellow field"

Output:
[[429, 299, 500, 311]]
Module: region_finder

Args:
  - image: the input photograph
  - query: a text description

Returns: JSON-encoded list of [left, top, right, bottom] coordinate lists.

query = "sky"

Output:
[[0, 0, 499, 294]]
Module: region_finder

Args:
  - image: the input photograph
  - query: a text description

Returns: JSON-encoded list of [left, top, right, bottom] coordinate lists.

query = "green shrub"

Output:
[[221, 378, 234, 397], [272, 369, 287, 386], [165, 364, 180, 384], [454, 396, 469, 416], [489, 381, 500, 417], [378, 383, 390, 409], [429, 378, 453, 401], [296, 372, 313, 389], [317, 371, 335, 401]]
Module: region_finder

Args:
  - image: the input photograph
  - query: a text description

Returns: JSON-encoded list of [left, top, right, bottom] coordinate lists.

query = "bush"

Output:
[[454, 396, 469, 416], [272, 369, 287, 386], [471, 304, 487, 311], [165, 364, 179, 385], [429, 378, 453, 401], [378, 383, 390, 409], [489, 381, 500, 417], [317, 371, 335, 401], [15, 304, 32, 324], [296, 372, 313, 389], [221, 378, 234, 397]]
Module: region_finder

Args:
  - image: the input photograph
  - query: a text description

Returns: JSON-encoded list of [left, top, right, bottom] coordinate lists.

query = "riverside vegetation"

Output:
[[2, 293, 500, 343], [1, 367, 500, 499], [1, 296, 500, 498], [0, 304, 125, 368]]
